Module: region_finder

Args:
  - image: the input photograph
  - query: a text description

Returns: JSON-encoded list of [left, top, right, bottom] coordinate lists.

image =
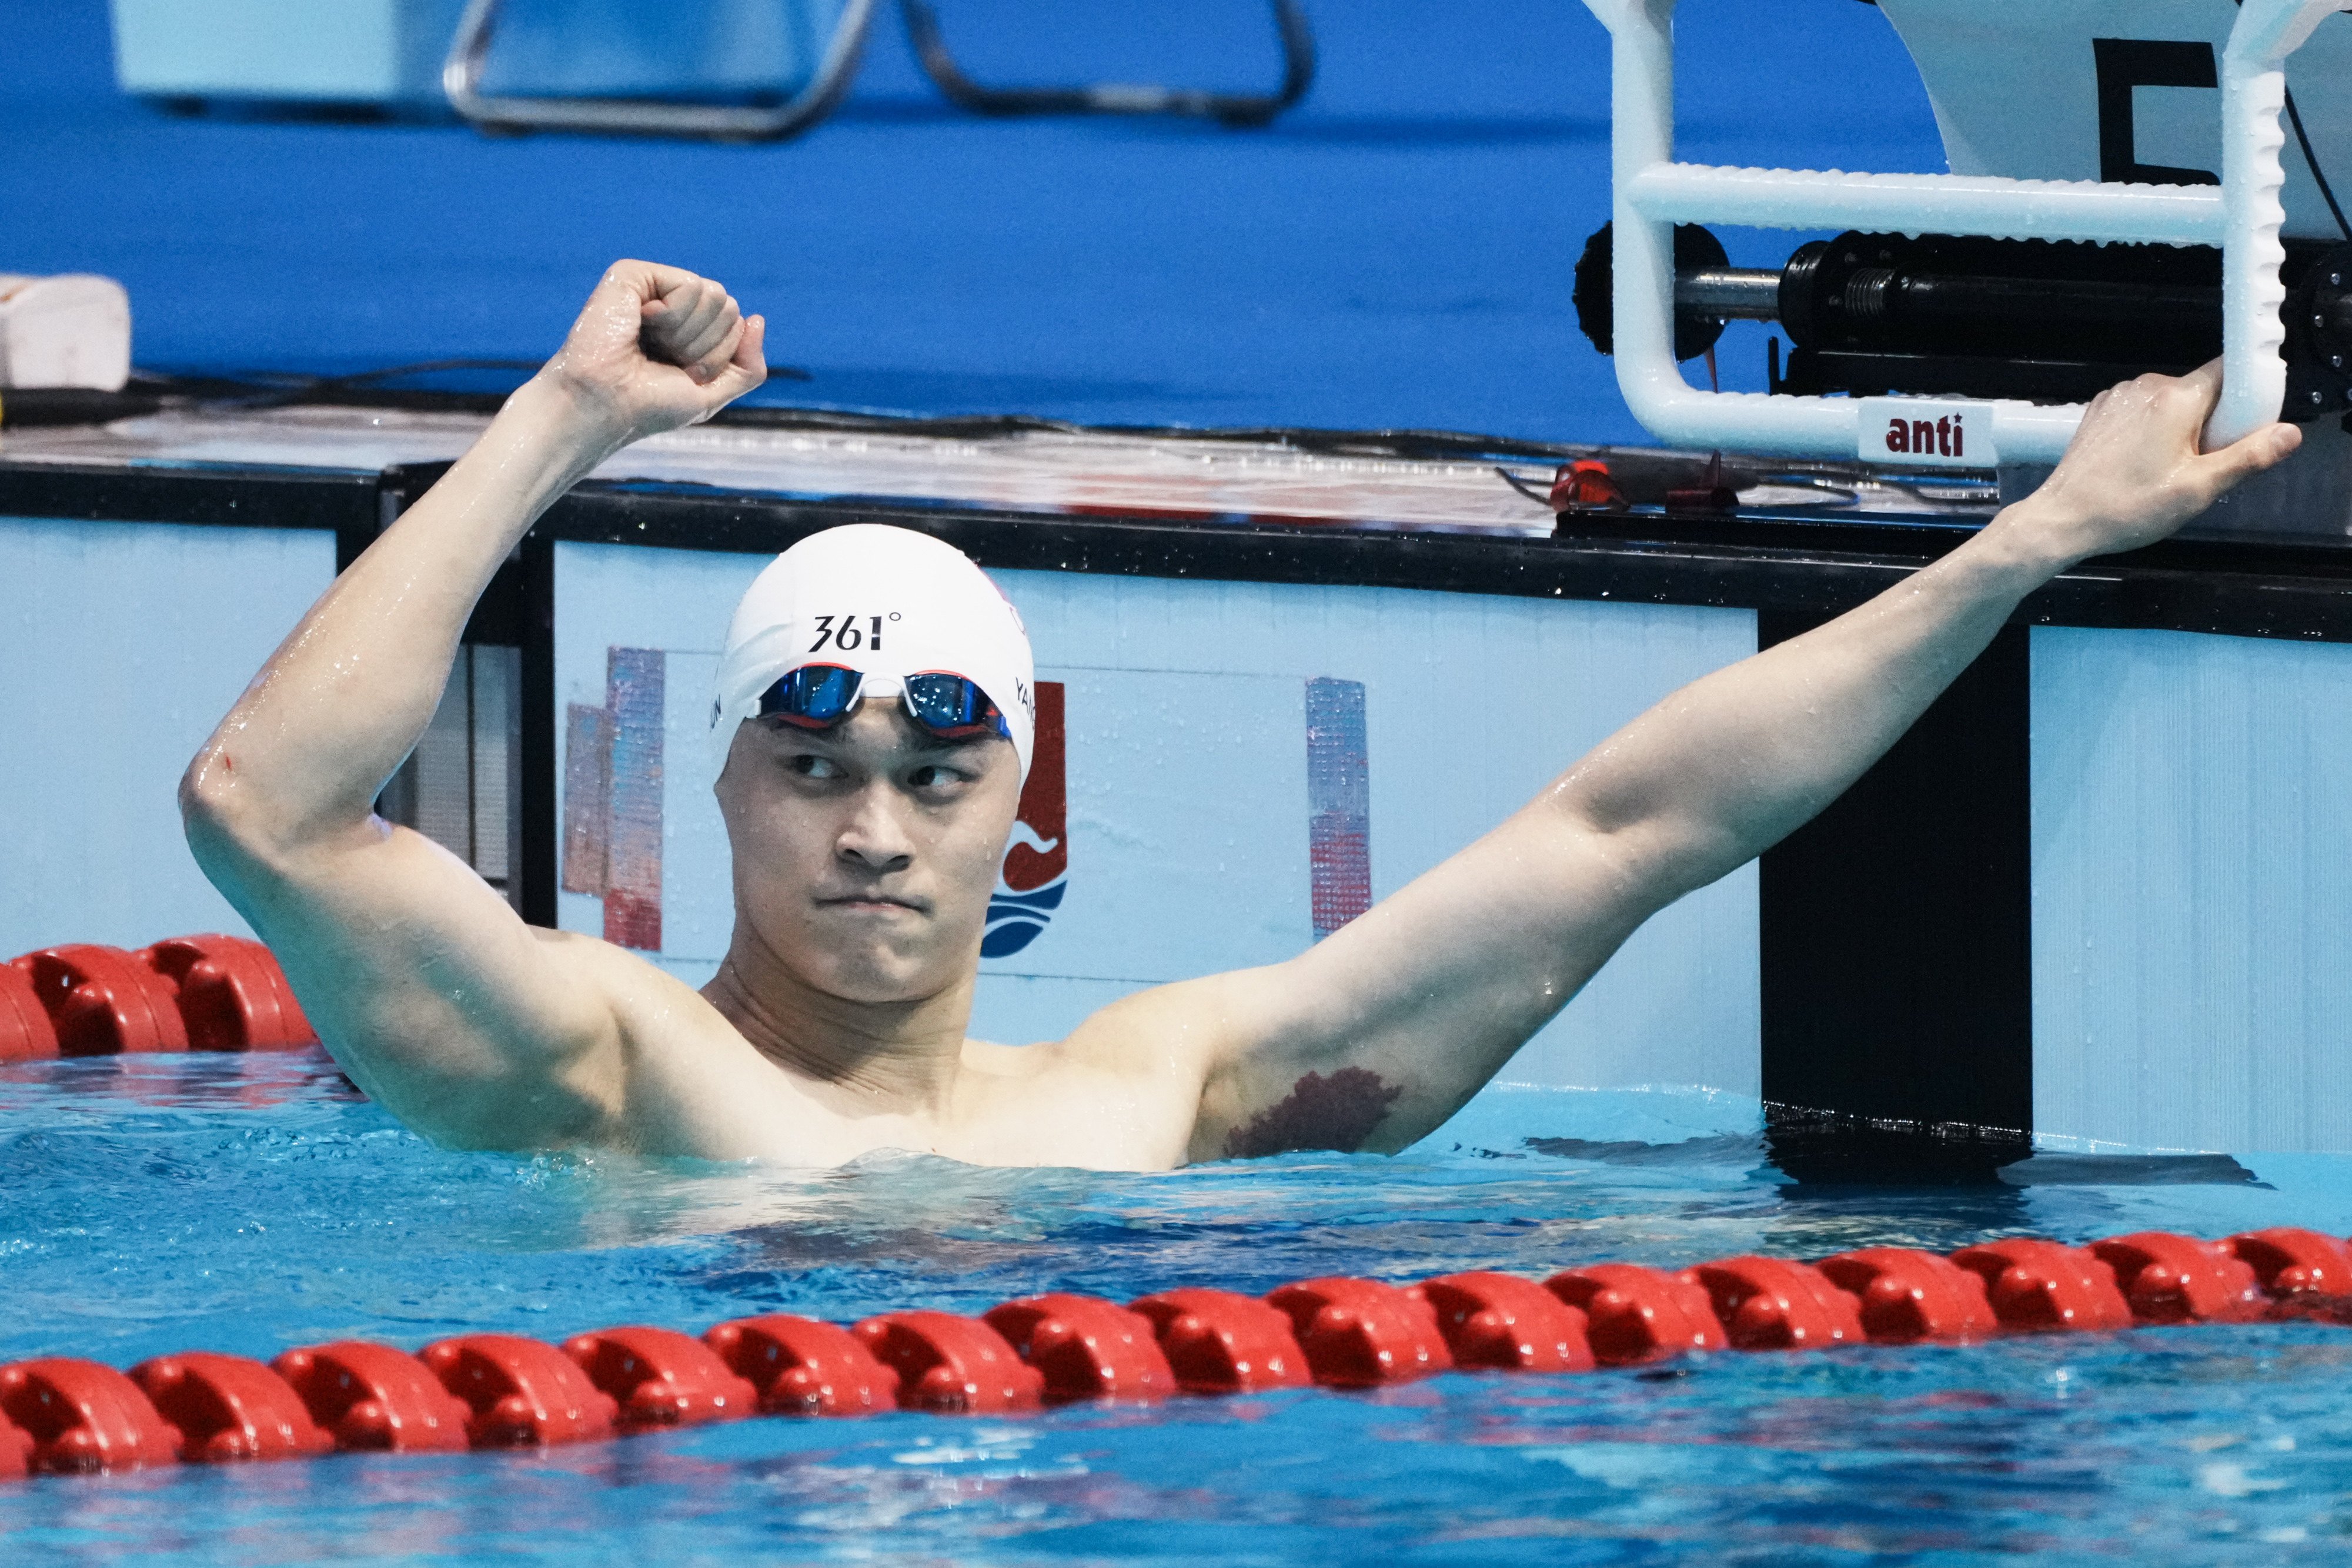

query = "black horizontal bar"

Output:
[[16, 458, 2352, 644], [533, 479, 2352, 644], [0, 461, 377, 535]]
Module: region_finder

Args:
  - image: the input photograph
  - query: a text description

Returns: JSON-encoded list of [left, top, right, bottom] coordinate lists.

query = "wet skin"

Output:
[[179, 261, 2302, 1169]]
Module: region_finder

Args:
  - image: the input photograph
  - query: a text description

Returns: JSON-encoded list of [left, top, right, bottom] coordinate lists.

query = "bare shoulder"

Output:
[[1039, 968, 1278, 1079], [944, 969, 1291, 1170], [522, 932, 838, 1161]]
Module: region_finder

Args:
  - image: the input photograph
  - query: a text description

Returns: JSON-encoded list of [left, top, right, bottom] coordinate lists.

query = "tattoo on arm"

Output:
[[1223, 1067, 1404, 1159]]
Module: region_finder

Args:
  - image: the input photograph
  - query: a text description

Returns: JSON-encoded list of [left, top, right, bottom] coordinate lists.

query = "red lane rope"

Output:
[[9, 944, 2352, 1479], [3, 935, 316, 1061], [4, 1229, 2352, 1480]]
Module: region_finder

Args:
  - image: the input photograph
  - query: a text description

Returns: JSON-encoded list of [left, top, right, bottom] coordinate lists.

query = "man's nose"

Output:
[[835, 783, 916, 872]]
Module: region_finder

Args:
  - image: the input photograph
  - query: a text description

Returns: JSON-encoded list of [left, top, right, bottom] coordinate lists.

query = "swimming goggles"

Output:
[[757, 663, 1011, 744]]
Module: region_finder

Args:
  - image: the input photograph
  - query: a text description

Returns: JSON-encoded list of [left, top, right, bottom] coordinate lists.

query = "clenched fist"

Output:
[[537, 260, 767, 444]]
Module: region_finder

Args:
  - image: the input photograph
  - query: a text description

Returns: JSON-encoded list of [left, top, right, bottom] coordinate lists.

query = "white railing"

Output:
[[1583, 0, 2349, 464]]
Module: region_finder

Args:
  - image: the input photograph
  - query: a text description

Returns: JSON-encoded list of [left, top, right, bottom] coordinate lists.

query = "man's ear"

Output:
[[712, 722, 748, 801]]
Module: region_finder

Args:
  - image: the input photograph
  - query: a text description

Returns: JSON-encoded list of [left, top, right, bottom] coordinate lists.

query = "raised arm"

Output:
[[181, 262, 764, 1146], [1178, 365, 2301, 1160]]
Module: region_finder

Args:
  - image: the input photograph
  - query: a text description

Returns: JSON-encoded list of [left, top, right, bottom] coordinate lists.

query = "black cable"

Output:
[[311, 357, 544, 387], [182, 355, 812, 414], [1494, 466, 1556, 507], [2284, 85, 2352, 242]]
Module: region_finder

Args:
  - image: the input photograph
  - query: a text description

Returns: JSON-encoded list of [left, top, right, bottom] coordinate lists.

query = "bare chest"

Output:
[[612, 1010, 1196, 1171]]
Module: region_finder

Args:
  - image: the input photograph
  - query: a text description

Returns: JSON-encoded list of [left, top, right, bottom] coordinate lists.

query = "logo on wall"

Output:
[[1306, 677, 1371, 940], [983, 680, 1067, 958], [562, 647, 666, 952]]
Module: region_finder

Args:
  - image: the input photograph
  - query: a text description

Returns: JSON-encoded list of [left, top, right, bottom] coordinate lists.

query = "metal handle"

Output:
[[442, 0, 878, 141], [900, 0, 1314, 128]]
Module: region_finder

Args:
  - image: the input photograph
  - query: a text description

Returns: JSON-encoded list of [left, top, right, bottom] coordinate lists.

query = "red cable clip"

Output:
[[12, 945, 189, 1055], [1543, 1264, 1726, 1365], [983, 1293, 1175, 1403], [1815, 1248, 1998, 1343], [1264, 1277, 1453, 1387], [271, 1340, 473, 1452], [1130, 1288, 1314, 1395], [130, 1352, 333, 1463], [561, 1326, 759, 1432], [1409, 1272, 1592, 1372], [420, 1334, 619, 1447], [1548, 459, 1625, 513], [2089, 1232, 2267, 1324], [0, 962, 58, 1063], [1948, 1239, 2134, 1332], [2227, 1228, 2352, 1296], [141, 934, 315, 1051], [0, 1357, 182, 1472], [851, 1312, 1044, 1413], [704, 1315, 898, 1416], [1685, 1256, 1866, 1351]]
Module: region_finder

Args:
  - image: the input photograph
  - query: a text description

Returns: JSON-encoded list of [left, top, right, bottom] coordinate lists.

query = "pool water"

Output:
[[7, 1057, 2352, 1564]]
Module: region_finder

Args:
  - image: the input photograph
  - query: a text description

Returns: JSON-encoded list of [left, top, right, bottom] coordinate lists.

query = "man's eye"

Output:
[[907, 764, 967, 789], [787, 754, 841, 779]]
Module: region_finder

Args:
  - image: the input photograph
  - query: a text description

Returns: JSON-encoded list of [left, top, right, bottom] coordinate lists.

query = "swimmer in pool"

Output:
[[182, 262, 2302, 1169]]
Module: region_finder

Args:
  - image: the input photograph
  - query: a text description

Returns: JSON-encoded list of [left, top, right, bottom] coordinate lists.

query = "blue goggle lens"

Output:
[[901, 671, 1008, 741], [757, 664, 1009, 744], [758, 664, 864, 729]]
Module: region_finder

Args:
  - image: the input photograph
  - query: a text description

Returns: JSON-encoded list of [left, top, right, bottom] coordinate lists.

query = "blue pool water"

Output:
[[8, 1056, 2352, 1564]]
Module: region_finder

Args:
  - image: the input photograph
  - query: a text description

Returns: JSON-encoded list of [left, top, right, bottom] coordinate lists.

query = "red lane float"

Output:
[[1815, 1248, 1998, 1344], [130, 1352, 333, 1463], [420, 1334, 619, 1448], [703, 1315, 898, 1416], [1412, 1271, 1593, 1372], [1544, 1263, 1728, 1365], [141, 935, 315, 1052], [984, 1293, 1175, 1403], [2090, 1232, 2268, 1324], [1949, 1239, 2134, 1333], [561, 1326, 757, 1432], [4, 935, 316, 1062], [852, 1312, 1044, 1413], [0, 964, 58, 1063], [1266, 1277, 1452, 1387], [0, 1358, 182, 1472], [1130, 1288, 1314, 1395], [271, 1340, 472, 1453], [13, 945, 189, 1055], [11, 1223, 2352, 1490], [2228, 1228, 2352, 1296], [1686, 1256, 1866, 1352]]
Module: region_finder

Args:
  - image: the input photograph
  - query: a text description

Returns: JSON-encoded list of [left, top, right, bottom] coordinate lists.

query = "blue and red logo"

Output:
[[982, 680, 1065, 958]]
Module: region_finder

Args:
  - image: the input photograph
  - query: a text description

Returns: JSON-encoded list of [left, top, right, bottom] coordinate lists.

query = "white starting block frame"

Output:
[[1585, 0, 2352, 465]]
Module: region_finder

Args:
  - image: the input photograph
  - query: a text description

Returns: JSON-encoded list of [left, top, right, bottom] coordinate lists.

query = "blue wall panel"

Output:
[[2033, 626, 2352, 1154], [0, 518, 335, 956]]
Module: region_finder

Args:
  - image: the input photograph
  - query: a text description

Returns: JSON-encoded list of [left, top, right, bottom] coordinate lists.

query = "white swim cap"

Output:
[[710, 524, 1035, 781]]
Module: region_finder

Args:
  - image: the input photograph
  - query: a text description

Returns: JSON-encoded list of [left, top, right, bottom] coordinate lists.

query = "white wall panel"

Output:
[[554, 542, 1761, 1093], [0, 518, 335, 955], [2032, 626, 2352, 1153]]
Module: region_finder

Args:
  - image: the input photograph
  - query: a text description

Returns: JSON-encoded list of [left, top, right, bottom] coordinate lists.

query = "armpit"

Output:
[[1222, 1066, 1403, 1159]]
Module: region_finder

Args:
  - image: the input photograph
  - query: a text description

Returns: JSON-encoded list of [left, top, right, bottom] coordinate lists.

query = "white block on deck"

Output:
[[0, 276, 131, 392]]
